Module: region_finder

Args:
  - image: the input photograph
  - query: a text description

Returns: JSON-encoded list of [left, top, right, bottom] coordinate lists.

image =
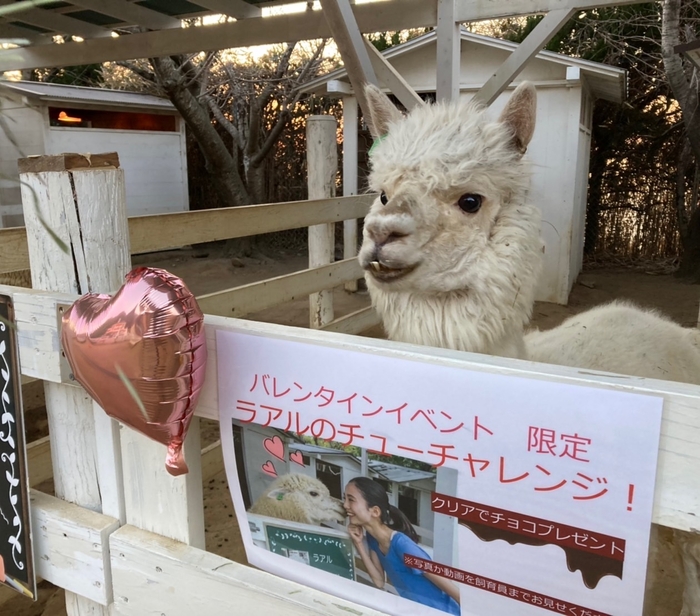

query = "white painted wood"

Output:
[[21, 161, 132, 615], [120, 418, 205, 549], [31, 490, 119, 606], [196, 258, 363, 318], [194, 0, 261, 19], [363, 39, 424, 110], [0, 194, 375, 273], [307, 116, 338, 328], [342, 95, 359, 292], [473, 8, 575, 106], [0, 285, 76, 383], [328, 79, 353, 94], [196, 314, 700, 533], [0, 0, 437, 72], [454, 0, 645, 22], [436, 0, 460, 102], [319, 0, 378, 116], [319, 306, 382, 335], [110, 524, 388, 616]]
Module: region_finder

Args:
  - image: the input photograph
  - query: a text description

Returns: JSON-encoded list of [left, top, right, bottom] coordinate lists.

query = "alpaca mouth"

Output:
[[366, 260, 417, 282]]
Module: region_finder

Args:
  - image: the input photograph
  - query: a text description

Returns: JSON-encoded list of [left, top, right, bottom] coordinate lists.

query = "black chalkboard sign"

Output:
[[0, 295, 35, 600], [265, 522, 355, 580]]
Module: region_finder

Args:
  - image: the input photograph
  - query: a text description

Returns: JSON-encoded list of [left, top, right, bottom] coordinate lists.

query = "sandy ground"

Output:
[[6, 250, 698, 616]]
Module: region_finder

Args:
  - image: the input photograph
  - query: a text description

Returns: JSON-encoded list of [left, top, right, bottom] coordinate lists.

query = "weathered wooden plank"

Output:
[[307, 116, 338, 328], [0, 227, 29, 274], [18, 152, 120, 174], [110, 525, 388, 616], [0, 194, 374, 273], [129, 194, 373, 254], [196, 258, 364, 318], [319, 305, 381, 335], [31, 490, 119, 606], [195, 315, 700, 533], [27, 435, 52, 487]]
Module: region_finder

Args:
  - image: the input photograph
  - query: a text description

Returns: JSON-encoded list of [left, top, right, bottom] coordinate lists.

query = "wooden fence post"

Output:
[[19, 153, 205, 613], [307, 115, 338, 328], [342, 95, 359, 292], [20, 153, 129, 615]]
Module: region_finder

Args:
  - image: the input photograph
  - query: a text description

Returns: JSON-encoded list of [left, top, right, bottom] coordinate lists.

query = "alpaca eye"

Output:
[[309, 491, 319, 497], [457, 193, 482, 214], [380, 191, 388, 205]]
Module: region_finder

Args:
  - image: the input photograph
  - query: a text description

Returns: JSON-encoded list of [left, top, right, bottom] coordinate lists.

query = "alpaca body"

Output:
[[359, 82, 700, 615], [526, 301, 700, 385]]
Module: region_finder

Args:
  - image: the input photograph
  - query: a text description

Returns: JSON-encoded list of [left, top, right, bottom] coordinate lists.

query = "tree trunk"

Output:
[[150, 56, 252, 207]]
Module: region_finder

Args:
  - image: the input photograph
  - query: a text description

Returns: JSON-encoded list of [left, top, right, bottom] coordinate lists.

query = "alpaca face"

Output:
[[358, 87, 535, 295]]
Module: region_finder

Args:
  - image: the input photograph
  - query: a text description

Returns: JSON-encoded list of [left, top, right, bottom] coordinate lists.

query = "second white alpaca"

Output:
[[359, 81, 700, 615]]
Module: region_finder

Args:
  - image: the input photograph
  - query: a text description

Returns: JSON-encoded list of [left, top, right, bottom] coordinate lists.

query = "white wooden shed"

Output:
[[0, 80, 188, 228], [303, 29, 628, 305]]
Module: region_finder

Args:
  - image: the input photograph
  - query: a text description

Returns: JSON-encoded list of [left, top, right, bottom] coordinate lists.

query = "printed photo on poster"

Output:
[[229, 420, 460, 615]]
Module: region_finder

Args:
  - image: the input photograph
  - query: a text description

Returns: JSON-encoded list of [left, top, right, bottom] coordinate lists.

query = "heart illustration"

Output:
[[262, 460, 278, 477], [290, 451, 305, 467], [263, 435, 285, 461], [61, 267, 207, 476]]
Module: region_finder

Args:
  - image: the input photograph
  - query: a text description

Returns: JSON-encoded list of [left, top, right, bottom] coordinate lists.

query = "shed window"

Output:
[[49, 107, 177, 131]]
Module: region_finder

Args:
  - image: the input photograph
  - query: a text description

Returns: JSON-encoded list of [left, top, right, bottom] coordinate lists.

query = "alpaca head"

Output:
[[357, 83, 542, 357], [358, 82, 538, 296]]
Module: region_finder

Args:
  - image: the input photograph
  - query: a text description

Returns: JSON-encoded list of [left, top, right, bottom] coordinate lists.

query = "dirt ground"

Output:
[[7, 250, 699, 616]]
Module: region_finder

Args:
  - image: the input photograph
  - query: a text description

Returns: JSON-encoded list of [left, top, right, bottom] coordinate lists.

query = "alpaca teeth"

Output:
[[370, 261, 382, 272]]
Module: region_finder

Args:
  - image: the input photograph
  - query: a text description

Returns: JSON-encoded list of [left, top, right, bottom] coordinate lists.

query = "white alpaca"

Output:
[[359, 82, 700, 615], [248, 473, 345, 525]]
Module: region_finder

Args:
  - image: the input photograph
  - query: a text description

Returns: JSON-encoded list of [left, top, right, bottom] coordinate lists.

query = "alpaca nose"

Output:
[[364, 220, 411, 246]]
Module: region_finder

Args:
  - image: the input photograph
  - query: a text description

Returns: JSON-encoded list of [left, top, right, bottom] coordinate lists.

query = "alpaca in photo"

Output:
[[358, 81, 700, 614], [248, 473, 346, 526]]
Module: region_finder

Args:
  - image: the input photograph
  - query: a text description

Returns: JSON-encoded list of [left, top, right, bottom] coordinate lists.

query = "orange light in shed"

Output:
[[57, 111, 82, 123]]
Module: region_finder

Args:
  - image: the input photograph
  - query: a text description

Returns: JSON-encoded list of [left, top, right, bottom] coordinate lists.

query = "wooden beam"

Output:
[[196, 258, 364, 318], [0, 195, 374, 274], [194, 0, 261, 19], [473, 7, 575, 106], [66, 0, 183, 30], [454, 0, 649, 22], [2, 6, 113, 39], [342, 95, 359, 292], [363, 39, 424, 110], [31, 490, 120, 605], [436, 0, 460, 102], [110, 524, 388, 616], [319, 306, 381, 335], [128, 194, 374, 255], [0, 0, 437, 72], [27, 435, 53, 487], [319, 0, 377, 116]]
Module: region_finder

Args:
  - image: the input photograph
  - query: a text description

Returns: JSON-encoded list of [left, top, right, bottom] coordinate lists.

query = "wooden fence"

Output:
[[2, 150, 700, 616]]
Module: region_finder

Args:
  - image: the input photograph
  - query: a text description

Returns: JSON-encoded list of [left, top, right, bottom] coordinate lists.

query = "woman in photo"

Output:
[[344, 477, 460, 615]]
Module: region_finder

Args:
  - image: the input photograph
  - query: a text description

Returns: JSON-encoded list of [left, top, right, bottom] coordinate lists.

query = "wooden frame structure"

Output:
[[1, 1, 696, 615]]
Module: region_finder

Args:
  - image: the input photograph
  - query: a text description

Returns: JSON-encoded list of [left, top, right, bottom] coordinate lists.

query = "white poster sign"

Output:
[[218, 330, 663, 616]]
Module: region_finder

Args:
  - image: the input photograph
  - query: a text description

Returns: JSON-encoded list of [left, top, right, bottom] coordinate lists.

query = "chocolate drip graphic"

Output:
[[459, 520, 623, 589]]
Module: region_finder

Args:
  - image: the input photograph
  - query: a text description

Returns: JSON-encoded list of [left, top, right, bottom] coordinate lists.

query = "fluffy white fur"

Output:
[[359, 82, 700, 615], [359, 83, 542, 358], [248, 473, 345, 525]]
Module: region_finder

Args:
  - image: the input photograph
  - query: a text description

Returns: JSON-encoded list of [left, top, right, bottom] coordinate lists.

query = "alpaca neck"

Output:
[[369, 287, 528, 359]]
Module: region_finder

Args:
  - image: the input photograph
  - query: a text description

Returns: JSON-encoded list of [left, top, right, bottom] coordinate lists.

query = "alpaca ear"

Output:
[[364, 83, 402, 139], [498, 82, 537, 155]]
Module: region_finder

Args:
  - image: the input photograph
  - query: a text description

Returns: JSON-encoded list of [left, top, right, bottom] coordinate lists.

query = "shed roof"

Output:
[[0, 80, 175, 110], [303, 28, 628, 103]]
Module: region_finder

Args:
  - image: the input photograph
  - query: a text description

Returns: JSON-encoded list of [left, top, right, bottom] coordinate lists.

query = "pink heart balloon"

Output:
[[61, 267, 207, 476]]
